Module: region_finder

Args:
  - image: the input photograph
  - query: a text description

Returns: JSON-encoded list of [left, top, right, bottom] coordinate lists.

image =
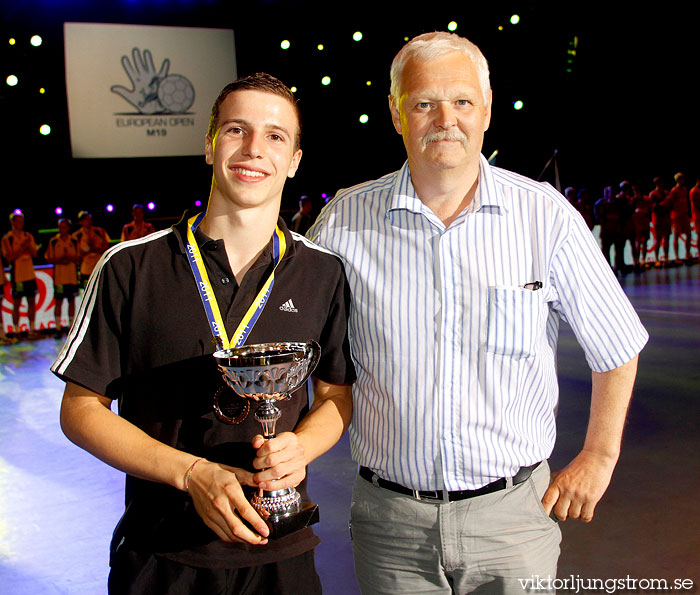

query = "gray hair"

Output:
[[389, 32, 491, 104]]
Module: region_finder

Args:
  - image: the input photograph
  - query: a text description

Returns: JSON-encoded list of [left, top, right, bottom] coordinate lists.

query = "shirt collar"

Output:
[[386, 154, 508, 220], [387, 161, 426, 215], [171, 210, 296, 262], [474, 153, 508, 213]]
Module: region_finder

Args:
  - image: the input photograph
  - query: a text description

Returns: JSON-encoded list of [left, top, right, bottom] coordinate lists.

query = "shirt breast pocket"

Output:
[[485, 287, 543, 359]]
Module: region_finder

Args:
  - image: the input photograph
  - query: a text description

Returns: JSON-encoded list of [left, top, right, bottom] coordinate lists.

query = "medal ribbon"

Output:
[[185, 212, 286, 350]]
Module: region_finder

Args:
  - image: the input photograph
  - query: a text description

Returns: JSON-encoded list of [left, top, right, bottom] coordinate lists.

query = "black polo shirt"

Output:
[[51, 211, 355, 569]]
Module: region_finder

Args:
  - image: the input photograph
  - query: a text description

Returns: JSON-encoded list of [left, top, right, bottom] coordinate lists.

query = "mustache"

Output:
[[423, 130, 467, 146]]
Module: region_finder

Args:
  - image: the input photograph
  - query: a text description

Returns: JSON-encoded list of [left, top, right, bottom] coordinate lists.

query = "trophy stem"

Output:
[[254, 399, 283, 439]]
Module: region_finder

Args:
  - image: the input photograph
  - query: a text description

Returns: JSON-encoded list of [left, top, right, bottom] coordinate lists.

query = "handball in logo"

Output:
[[111, 48, 196, 115], [158, 74, 195, 113]]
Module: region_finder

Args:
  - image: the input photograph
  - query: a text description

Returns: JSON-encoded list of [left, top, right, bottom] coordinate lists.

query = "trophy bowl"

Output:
[[213, 341, 321, 538]]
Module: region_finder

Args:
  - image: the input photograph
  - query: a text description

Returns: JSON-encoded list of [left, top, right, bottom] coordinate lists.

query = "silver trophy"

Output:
[[213, 341, 321, 538]]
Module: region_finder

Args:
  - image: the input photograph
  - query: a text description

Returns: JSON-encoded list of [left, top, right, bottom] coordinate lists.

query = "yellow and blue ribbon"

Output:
[[185, 212, 286, 349]]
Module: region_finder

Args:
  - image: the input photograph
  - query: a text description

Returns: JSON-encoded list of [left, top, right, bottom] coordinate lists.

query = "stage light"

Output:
[[317, 44, 324, 51], [39, 124, 51, 135], [498, 25, 504, 31], [280, 39, 290, 50], [510, 14, 520, 25], [359, 114, 369, 124], [321, 76, 331, 86], [106, 204, 114, 213], [6, 75, 18, 86], [55, 207, 63, 216], [366, 80, 372, 86], [194, 200, 202, 207], [353, 31, 363, 41], [147, 202, 156, 210], [448, 21, 458, 31], [513, 100, 524, 111], [14, 208, 23, 216], [566, 36, 579, 74], [290, 86, 298, 93], [39, 87, 46, 94], [9, 38, 16, 45], [30, 35, 42, 47]]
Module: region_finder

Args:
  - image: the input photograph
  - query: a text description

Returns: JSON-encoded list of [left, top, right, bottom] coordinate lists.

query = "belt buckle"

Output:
[[413, 489, 441, 501]]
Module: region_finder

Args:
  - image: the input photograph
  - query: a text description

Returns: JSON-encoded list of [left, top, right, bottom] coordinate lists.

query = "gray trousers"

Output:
[[350, 461, 561, 594]]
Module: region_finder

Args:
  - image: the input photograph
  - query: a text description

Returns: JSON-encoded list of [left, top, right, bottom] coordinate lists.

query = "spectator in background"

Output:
[[45, 218, 80, 335], [290, 195, 314, 236], [650, 177, 673, 267], [596, 186, 627, 272], [73, 211, 110, 286], [1, 212, 39, 339], [121, 203, 155, 242], [618, 181, 636, 273], [576, 188, 595, 229], [668, 172, 691, 264], [564, 186, 577, 206], [631, 185, 653, 270], [0, 251, 16, 345], [690, 177, 700, 260]]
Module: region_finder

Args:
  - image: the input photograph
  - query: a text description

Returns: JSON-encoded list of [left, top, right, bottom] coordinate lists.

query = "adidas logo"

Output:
[[279, 299, 298, 313]]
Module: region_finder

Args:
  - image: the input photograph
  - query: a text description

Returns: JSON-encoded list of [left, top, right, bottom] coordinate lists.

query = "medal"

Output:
[[212, 385, 250, 424]]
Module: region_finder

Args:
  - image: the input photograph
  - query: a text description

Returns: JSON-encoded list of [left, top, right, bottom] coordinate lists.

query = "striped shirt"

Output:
[[308, 155, 648, 491]]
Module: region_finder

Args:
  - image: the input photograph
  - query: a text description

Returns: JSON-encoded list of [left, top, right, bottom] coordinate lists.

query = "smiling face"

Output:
[[205, 89, 302, 212], [390, 51, 492, 182]]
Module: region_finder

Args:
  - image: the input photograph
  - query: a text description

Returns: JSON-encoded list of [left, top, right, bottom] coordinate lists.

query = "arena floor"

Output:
[[0, 265, 698, 593]]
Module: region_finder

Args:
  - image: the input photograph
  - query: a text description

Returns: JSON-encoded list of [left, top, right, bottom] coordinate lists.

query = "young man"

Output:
[[121, 203, 155, 242], [72, 210, 110, 286], [309, 32, 648, 593], [53, 73, 354, 594], [44, 217, 80, 334], [1, 212, 39, 339]]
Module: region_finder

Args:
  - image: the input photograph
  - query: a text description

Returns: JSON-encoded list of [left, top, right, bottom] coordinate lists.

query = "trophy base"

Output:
[[266, 502, 319, 539]]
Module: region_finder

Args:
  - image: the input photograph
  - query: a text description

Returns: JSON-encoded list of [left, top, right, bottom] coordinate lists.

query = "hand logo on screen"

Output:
[[111, 48, 195, 115]]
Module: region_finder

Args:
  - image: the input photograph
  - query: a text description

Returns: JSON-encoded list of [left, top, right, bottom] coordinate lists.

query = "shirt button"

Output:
[[221, 277, 230, 284], [207, 242, 218, 250]]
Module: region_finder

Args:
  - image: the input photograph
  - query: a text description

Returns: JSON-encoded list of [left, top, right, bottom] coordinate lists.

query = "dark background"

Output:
[[1, 1, 698, 240]]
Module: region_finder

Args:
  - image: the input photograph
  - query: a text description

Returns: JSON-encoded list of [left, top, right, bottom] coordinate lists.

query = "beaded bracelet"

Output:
[[185, 458, 205, 492]]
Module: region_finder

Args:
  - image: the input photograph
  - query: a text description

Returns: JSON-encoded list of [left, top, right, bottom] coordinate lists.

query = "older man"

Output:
[[309, 32, 648, 594]]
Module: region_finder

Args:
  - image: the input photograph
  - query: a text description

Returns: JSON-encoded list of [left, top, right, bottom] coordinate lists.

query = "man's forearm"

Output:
[[61, 381, 271, 543], [60, 381, 197, 491], [542, 355, 640, 521], [295, 380, 353, 465], [584, 355, 639, 461]]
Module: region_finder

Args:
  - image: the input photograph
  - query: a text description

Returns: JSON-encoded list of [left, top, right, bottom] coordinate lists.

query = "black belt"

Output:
[[359, 462, 541, 502]]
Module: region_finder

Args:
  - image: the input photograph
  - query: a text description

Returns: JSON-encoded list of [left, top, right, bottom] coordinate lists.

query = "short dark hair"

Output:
[[207, 72, 301, 150]]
